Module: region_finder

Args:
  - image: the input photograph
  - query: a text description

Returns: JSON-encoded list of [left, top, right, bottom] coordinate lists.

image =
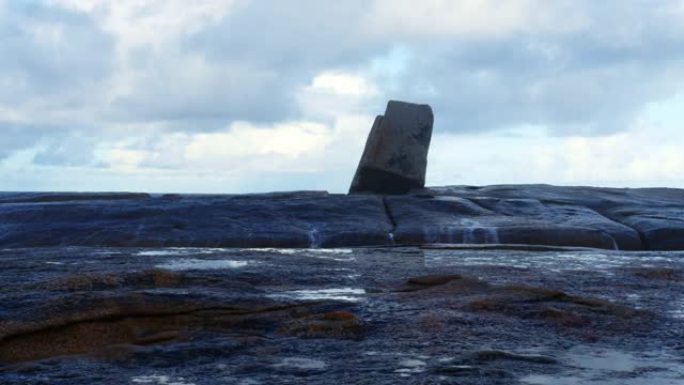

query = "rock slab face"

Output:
[[0, 185, 683, 250], [386, 195, 642, 250], [0, 191, 393, 249], [422, 185, 684, 250], [349, 100, 434, 194]]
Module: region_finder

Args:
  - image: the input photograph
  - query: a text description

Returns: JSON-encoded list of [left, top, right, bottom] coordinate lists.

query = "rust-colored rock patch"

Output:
[[279, 311, 365, 340]]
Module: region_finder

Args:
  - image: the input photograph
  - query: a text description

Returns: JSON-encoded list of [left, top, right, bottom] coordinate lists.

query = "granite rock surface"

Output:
[[1, 246, 683, 384], [0, 184, 683, 250]]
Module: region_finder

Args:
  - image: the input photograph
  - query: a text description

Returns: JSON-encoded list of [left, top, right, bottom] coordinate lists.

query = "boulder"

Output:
[[349, 100, 433, 194]]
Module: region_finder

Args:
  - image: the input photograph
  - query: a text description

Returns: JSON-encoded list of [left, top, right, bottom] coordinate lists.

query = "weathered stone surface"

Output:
[[1, 247, 682, 384], [349, 100, 433, 194], [385, 195, 640, 249], [423, 185, 684, 250], [0, 192, 150, 204], [0, 185, 683, 250], [0, 192, 393, 248]]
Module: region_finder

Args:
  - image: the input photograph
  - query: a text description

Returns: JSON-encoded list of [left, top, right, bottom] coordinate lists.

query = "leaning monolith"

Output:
[[349, 100, 434, 194]]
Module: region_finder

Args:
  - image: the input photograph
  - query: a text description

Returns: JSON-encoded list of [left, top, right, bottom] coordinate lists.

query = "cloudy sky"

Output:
[[1, 0, 684, 193]]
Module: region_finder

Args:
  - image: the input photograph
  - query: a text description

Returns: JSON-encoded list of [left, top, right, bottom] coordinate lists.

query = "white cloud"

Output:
[[96, 121, 335, 173], [310, 72, 378, 97], [297, 70, 380, 121], [185, 121, 332, 163], [52, 0, 242, 50], [365, 0, 588, 38], [23, 21, 64, 46], [103, 148, 147, 171], [667, 0, 684, 20], [427, 117, 684, 188]]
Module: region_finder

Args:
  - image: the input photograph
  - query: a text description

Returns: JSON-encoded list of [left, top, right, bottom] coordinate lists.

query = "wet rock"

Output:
[[0, 192, 393, 249], [0, 290, 357, 364], [427, 184, 684, 250], [607, 205, 684, 250], [406, 274, 463, 287], [349, 100, 433, 194], [433, 364, 479, 375], [0, 185, 683, 250], [386, 195, 634, 249], [388, 273, 651, 334], [632, 267, 681, 281], [1, 247, 683, 384], [467, 350, 558, 365], [467, 284, 651, 332], [472, 197, 643, 250], [396, 274, 488, 293], [278, 310, 365, 339], [433, 365, 513, 379], [0, 192, 149, 204], [39, 269, 183, 291], [272, 357, 328, 375]]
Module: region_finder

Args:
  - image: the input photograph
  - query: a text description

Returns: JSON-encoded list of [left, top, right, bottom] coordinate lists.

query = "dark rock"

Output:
[[1, 185, 683, 250], [0, 192, 149, 204], [1, 246, 683, 384], [466, 350, 559, 365], [0, 292, 353, 363], [349, 100, 433, 194], [396, 274, 488, 293], [278, 310, 365, 339], [0, 192, 393, 249], [406, 274, 463, 287], [426, 185, 684, 250], [39, 269, 183, 291], [467, 284, 651, 332], [386, 195, 637, 249], [632, 267, 681, 281]]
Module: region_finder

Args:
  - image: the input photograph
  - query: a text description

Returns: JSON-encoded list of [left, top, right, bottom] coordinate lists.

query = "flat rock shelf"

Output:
[[1, 246, 683, 384], [1, 185, 683, 250]]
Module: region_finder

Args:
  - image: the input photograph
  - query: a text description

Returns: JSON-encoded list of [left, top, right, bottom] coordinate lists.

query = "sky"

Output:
[[1, 0, 684, 193]]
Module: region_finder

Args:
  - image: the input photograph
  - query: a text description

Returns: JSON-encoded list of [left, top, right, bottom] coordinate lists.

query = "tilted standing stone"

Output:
[[349, 100, 434, 194]]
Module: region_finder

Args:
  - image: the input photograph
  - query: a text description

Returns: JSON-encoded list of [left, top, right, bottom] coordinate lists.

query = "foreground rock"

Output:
[[349, 100, 434, 194], [1, 247, 683, 384], [0, 191, 393, 249], [0, 185, 683, 250]]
